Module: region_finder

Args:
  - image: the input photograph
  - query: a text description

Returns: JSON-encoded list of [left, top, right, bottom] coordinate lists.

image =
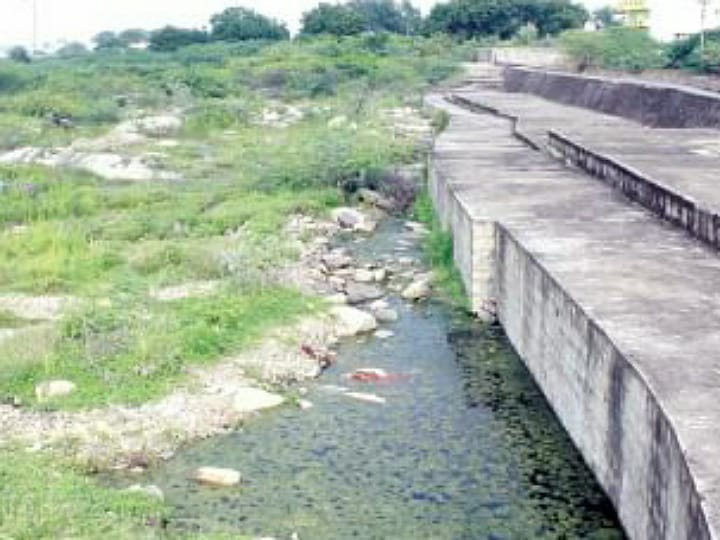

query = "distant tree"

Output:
[[118, 28, 150, 46], [348, 0, 405, 33], [210, 7, 289, 41], [425, 0, 587, 40], [56, 42, 89, 58], [593, 6, 619, 28], [301, 3, 368, 36], [149, 26, 210, 52], [92, 31, 124, 50], [400, 0, 423, 35], [8, 46, 31, 63]]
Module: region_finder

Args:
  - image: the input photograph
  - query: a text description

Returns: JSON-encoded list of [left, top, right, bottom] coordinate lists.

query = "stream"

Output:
[[117, 219, 626, 539]]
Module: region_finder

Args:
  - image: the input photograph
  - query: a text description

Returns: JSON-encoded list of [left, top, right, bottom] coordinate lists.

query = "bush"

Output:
[[210, 7, 289, 41], [560, 27, 664, 72], [8, 46, 31, 64], [665, 28, 720, 73], [149, 26, 209, 52]]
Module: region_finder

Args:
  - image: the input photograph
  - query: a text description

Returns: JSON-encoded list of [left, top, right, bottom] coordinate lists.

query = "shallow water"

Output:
[[125, 220, 626, 539]]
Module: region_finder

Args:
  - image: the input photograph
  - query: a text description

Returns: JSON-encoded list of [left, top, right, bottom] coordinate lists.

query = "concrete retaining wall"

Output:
[[479, 47, 571, 69], [429, 152, 714, 540], [549, 130, 720, 250], [504, 67, 720, 129]]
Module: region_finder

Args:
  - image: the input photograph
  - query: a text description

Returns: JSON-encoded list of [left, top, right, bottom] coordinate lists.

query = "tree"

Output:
[[8, 46, 31, 63], [210, 7, 289, 41], [348, 0, 405, 33], [593, 6, 619, 28], [301, 3, 368, 36], [92, 31, 124, 50], [149, 26, 210, 52], [56, 42, 89, 58], [400, 1, 423, 35], [118, 29, 150, 47], [425, 0, 587, 40]]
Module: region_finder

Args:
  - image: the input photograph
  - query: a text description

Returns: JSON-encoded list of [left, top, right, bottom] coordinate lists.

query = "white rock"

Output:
[[325, 293, 347, 305], [353, 219, 378, 234], [35, 380, 76, 402], [193, 467, 241, 487], [232, 388, 285, 413], [374, 308, 399, 324], [369, 299, 389, 311], [330, 306, 378, 337], [402, 278, 432, 301], [134, 115, 183, 137], [298, 399, 314, 410], [125, 484, 164, 501], [345, 392, 387, 405], [331, 207, 363, 229], [375, 330, 395, 340], [373, 268, 387, 282], [353, 269, 375, 283], [358, 188, 394, 211]]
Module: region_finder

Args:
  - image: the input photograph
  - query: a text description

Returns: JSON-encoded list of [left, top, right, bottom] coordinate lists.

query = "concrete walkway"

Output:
[[451, 73, 720, 251], [427, 88, 720, 539]]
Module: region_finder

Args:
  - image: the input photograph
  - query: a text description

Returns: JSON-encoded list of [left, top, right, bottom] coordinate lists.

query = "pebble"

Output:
[[193, 467, 241, 487], [375, 329, 395, 340]]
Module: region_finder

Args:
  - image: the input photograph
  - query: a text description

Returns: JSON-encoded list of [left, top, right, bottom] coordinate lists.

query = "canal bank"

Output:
[[426, 87, 720, 539]]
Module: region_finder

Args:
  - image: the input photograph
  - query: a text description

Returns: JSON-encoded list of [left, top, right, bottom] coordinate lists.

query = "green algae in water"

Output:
[[123, 221, 626, 539]]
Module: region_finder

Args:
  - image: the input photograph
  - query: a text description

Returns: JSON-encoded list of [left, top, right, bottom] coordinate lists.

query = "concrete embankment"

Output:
[[504, 66, 720, 129], [427, 93, 720, 539]]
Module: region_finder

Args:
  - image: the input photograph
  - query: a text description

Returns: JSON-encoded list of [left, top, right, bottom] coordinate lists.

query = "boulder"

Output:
[[331, 207, 364, 229], [321, 251, 353, 271], [35, 380, 76, 402], [346, 283, 385, 305], [373, 268, 387, 282], [353, 269, 375, 283], [330, 306, 377, 337], [374, 308, 399, 323], [358, 188, 395, 212], [193, 467, 241, 487], [375, 329, 394, 340], [232, 388, 285, 413], [402, 277, 432, 301]]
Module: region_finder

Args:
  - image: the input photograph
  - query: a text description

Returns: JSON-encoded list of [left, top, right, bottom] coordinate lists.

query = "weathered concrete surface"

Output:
[[504, 66, 720, 129], [452, 75, 720, 252], [477, 47, 571, 69], [427, 92, 720, 540]]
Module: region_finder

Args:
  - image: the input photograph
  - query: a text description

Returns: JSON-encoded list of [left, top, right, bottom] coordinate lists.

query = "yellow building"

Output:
[[616, 0, 651, 30]]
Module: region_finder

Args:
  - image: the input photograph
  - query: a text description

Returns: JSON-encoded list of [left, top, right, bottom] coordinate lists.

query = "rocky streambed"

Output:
[[112, 216, 627, 539]]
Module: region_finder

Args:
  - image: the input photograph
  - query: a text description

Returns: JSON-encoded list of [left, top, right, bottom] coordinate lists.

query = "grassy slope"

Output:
[[0, 34, 473, 537]]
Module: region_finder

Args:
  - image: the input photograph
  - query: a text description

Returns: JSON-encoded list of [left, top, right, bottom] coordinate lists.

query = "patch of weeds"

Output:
[[413, 192, 468, 308], [0, 288, 317, 409], [0, 448, 166, 540]]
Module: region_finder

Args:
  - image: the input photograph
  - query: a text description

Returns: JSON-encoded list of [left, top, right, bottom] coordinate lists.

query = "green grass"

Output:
[[0, 288, 317, 409], [0, 448, 166, 539], [413, 192, 468, 309]]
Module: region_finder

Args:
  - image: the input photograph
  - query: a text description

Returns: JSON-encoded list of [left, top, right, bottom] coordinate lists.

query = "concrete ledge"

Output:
[[427, 94, 720, 539], [549, 130, 720, 251], [504, 67, 720, 129]]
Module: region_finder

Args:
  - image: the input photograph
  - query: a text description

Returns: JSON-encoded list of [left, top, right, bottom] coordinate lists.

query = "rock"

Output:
[[298, 399, 314, 410], [405, 221, 429, 235], [402, 277, 432, 301], [375, 329, 394, 340], [325, 293, 347, 305], [232, 388, 285, 413], [353, 219, 378, 234], [134, 115, 183, 137], [358, 188, 395, 212], [374, 308, 399, 324], [369, 299, 389, 311], [345, 283, 385, 305], [321, 251, 353, 271], [330, 306, 378, 337], [328, 276, 346, 291], [331, 207, 364, 229], [345, 392, 387, 405], [193, 467, 241, 487], [353, 269, 375, 283], [373, 268, 387, 282], [125, 484, 164, 501], [348, 368, 388, 381], [35, 380, 76, 402]]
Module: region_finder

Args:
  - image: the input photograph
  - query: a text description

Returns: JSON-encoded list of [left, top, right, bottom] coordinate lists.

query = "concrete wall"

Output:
[[504, 67, 720, 129], [429, 153, 714, 540], [479, 47, 571, 69], [549, 131, 720, 251]]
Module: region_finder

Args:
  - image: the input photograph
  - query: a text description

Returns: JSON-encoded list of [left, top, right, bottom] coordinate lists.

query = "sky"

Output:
[[0, 0, 715, 50]]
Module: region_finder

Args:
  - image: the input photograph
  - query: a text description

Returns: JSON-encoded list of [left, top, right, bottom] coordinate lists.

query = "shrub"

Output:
[[8, 46, 31, 64], [149, 26, 209, 52], [560, 27, 664, 72], [210, 7, 289, 41]]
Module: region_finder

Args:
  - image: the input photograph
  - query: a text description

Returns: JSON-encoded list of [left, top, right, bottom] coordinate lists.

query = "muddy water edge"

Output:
[[112, 218, 626, 539]]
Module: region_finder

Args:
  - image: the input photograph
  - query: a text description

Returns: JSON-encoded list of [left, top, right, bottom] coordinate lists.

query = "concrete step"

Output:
[[427, 93, 720, 540], [450, 87, 720, 253]]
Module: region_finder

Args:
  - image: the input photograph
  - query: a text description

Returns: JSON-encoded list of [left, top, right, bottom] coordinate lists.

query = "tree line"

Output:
[[8, 0, 590, 59]]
